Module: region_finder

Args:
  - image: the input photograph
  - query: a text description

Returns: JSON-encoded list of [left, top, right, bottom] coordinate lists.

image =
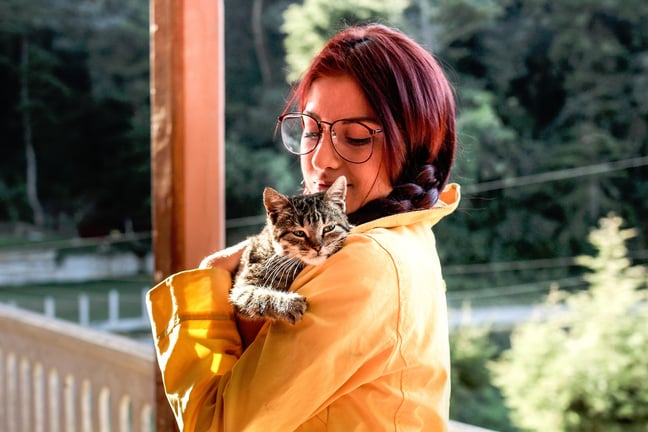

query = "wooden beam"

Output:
[[151, 0, 225, 277], [150, 0, 225, 429]]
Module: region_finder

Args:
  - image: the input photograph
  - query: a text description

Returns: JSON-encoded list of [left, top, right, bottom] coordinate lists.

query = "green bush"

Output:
[[491, 214, 648, 431], [450, 318, 516, 431]]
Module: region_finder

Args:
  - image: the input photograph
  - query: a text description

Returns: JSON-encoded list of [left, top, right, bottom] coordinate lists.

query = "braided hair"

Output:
[[347, 149, 447, 225], [284, 24, 456, 225]]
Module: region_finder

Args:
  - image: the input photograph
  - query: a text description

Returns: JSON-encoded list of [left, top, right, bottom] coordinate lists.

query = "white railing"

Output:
[[0, 303, 154, 432], [45, 289, 151, 334], [5, 288, 152, 335], [0, 302, 496, 432]]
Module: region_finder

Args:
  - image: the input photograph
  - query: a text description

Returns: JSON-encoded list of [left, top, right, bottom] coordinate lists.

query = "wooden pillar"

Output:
[[150, 0, 225, 429]]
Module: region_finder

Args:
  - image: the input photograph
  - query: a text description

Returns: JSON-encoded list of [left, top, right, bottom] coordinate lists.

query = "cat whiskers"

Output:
[[262, 255, 304, 290], [267, 257, 301, 289]]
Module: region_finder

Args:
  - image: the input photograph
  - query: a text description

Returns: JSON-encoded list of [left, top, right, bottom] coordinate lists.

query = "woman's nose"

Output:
[[310, 128, 342, 170]]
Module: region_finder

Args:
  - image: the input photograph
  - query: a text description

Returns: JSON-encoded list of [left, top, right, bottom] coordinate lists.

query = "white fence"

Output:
[[0, 303, 496, 432], [0, 303, 155, 432], [44, 289, 151, 334], [3, 288, 151, 335]]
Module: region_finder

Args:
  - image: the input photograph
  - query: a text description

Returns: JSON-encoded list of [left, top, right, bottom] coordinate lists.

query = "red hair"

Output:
[[284, 24, 456, 221]]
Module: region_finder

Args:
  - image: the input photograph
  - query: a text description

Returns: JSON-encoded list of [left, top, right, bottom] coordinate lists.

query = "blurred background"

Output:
[[1, 0, 647, 430]]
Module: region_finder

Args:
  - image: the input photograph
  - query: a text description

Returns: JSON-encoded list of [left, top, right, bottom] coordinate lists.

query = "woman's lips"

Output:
[[314, 180, 350, 192], [315, 182, 331, 191]]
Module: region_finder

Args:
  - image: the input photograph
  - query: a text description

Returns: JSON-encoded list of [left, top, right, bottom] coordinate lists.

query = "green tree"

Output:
[[481, 0, 648, 255], [491, 214, 648, 431], [223, 0, 300, 235], [0, 0, 71, 227], [0, 0, 151, 235], [430, 0, 648, 295], [405, 0, 504, 57], [282, 0, 408, 82], [450, 320, 515, 431]]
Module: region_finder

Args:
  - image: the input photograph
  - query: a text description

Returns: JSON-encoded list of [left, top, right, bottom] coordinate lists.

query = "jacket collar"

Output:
[[350, 183, 461, 233]]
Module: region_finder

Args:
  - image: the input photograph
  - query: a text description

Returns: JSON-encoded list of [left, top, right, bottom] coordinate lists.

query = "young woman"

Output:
[[147, 24, 460, 431]]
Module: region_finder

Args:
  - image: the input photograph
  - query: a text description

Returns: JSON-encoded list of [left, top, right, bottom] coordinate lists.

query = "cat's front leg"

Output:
[[229, 285, 308, 324]]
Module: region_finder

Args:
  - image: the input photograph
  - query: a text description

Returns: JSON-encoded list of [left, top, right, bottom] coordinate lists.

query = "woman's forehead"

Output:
[[303, 75, 376, 121]]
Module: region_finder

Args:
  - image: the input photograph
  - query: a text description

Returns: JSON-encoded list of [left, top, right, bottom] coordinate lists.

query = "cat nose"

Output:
[[313, 244, 322, 253]]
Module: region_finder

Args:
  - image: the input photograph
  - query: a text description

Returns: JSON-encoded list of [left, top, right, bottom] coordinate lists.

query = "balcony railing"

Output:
[[0, 303, 154, 432], [0, 302, 495, 432]]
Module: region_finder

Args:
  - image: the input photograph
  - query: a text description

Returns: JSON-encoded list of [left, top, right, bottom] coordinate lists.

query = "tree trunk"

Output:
[[21, 36, 45, 228], [418, 0, 434, 49], [251, 0, 272, 86]]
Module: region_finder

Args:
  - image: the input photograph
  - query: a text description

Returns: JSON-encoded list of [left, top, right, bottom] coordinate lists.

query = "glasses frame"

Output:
[[277, 112, 383, 164]]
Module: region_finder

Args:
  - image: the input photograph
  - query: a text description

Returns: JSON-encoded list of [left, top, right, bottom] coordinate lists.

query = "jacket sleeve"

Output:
[[147, 234, 403, 431], [146, 267, 244, 431]]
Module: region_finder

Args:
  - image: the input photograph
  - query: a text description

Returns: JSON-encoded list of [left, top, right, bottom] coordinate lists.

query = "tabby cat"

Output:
[[230, 175, 350, 324]]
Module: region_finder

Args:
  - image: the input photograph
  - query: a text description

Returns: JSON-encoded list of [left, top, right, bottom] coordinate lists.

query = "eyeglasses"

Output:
[[277, 112, 383, 164]]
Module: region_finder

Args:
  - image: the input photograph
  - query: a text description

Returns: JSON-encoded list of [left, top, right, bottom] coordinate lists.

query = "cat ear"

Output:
[[325, 176, 347, 211], [263, 187, 291, 221]]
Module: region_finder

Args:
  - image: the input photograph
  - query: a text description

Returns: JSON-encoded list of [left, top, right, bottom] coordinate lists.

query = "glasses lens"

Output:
[[331, 121, 374, 163], [280, 114, 377, 163], [281, 114, 320, 155]]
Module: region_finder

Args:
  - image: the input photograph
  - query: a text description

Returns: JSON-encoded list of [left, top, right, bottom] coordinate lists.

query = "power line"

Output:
[[444, 257, 578, 275], [444, 250, 648, 275], [462, 156, 648, 194], [447, 277, 586, 300]]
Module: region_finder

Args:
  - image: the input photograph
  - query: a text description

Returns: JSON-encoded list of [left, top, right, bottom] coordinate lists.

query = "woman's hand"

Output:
[[199, 240, 249, 273], [199, 240, 263, 347]]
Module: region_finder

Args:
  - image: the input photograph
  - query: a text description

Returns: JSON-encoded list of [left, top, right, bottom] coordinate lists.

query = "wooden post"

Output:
[[150, 0, 225, 430]]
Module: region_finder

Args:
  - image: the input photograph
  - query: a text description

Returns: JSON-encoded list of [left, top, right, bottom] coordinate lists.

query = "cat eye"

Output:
[[277, 112, 383, 164], [292, 230, 308, 238], [322, 225, 336, 234]]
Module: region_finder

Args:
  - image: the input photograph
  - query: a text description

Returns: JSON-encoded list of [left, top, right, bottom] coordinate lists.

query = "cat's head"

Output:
[[263, 176, 350, 266]]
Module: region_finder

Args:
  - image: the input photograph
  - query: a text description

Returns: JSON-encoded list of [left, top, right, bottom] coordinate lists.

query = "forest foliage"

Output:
[[449, 214, 648, 431], [491, 214, 648, 431], [1, 0, 647, 292]]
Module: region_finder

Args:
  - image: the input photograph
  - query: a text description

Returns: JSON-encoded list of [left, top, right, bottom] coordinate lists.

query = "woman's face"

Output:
[[300, 75, 393, 214]]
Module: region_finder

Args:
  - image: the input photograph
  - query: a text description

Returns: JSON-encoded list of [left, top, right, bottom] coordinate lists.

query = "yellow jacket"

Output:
[[147, 184, 460, 432]]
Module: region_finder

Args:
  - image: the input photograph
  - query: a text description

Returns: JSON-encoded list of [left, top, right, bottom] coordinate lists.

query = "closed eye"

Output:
[[344, 136, 372, 147]]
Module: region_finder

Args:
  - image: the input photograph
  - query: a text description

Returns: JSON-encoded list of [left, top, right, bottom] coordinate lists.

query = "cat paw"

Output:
[[230, 285, 308, 324], [275, 292, 308, 324]]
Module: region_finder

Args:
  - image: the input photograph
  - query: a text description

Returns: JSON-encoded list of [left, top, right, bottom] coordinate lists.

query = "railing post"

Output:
[[78, 294, 90, 326], [141, 288, 148, 320], [44, 296, 55, 318], [108, 290, 119, 325]]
